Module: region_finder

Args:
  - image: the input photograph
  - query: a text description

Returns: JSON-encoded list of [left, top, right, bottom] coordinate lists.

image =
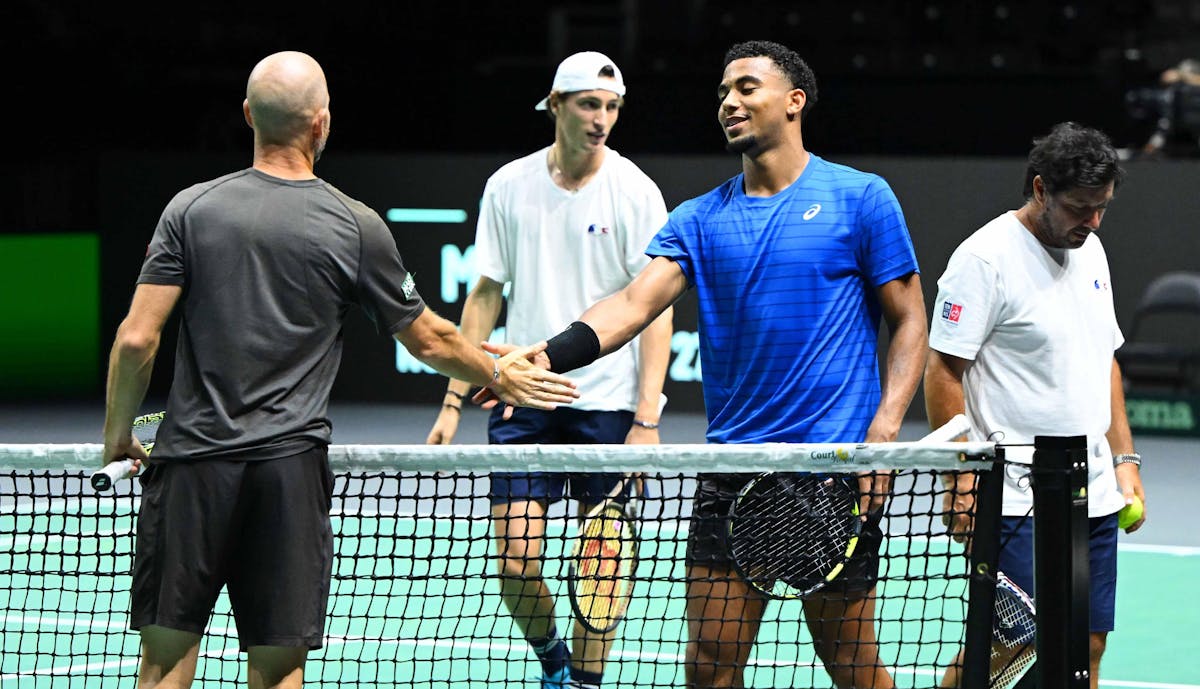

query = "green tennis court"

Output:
[[2, 498, 1195, 689]]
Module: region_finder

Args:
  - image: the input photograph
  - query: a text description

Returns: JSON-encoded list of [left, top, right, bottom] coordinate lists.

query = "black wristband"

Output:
[[544, 321, 601, 373]]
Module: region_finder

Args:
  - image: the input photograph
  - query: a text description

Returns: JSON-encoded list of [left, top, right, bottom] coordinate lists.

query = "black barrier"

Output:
[[961, 450, 1006, 689], [1032, 435, 1091, 687]]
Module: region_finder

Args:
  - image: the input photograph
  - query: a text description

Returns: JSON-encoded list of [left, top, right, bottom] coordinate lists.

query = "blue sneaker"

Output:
[[540, 665, 572, 689]]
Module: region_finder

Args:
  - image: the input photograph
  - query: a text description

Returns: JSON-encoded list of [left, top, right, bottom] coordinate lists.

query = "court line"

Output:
[[1116, 543, 1200, 557], [0, 648, 242, 682], [314, 636, 1200, 687], [3, 614, 127, 632], [8, 507, 1196, 558], [0, 529, 131, 549], [0, 616, 239, 682], [0, 658, 141, 682], [328, 511, 1200, 559], [0, 619, 880, 679], [319, 635, 936, 678], [0, 636, 241, 682], [4, 615, 1195, 688], [3, 614, 236, 636]]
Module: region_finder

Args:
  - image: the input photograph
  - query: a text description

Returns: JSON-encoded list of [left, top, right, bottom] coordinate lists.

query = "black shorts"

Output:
[[684, 472, 884, 594], [130, 445, 334, 650]]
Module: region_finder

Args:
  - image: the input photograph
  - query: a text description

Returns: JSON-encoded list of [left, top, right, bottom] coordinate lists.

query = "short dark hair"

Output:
[[723, 40, 818, 119], [1023, 122, 1124, 199]]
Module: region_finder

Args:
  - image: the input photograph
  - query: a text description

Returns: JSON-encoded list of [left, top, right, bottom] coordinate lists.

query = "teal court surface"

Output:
[[2, 485, 1196, 689]]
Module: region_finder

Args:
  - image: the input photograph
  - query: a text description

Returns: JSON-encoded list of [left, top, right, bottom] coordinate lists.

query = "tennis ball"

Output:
[[1118, 496, 1144, 530]]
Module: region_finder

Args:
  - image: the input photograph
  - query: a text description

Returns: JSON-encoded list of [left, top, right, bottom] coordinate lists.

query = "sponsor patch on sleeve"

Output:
[[401, 273, 416, 300], [941, 300, 963, 324]]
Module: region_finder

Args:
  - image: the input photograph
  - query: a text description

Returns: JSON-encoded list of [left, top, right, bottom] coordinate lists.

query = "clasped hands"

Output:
[[483, 341, 576, 416]]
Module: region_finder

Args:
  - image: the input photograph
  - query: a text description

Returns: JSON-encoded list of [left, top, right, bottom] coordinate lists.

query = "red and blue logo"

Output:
[[587, 224, 609, 235], [941, 301, 963, 323]]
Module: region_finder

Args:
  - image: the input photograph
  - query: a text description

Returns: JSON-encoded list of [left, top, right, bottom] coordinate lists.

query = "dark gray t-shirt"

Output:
[[138, 168, 424, 460]]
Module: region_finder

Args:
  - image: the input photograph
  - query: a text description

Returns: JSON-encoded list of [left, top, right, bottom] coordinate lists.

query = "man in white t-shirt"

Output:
[[926, 122, 1146, 689], [425, 51, 672, 689]]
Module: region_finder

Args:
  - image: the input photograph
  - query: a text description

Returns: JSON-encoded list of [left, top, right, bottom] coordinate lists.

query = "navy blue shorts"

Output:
[[998, 512, 1118, 632], [488, 406, 633, 506]]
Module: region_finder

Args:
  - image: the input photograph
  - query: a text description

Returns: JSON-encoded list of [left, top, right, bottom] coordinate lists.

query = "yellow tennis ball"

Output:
[[1118, 496, 1144, 530]]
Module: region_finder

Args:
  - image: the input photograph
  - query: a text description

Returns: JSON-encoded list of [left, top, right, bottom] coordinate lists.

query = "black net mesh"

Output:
[[0, 452, 996, 688]]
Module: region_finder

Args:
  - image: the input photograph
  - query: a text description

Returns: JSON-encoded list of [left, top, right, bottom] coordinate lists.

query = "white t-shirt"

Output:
[[474, 146, 669, 411], [929, 211, 1126, 518]]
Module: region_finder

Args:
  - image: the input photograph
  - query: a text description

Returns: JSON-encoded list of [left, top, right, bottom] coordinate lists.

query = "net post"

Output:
[[961, 449, 1004, 689], [1032, 434, 1091, 688]]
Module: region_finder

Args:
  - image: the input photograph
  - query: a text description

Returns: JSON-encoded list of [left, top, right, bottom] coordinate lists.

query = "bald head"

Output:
[[245, 51, 330, 149]]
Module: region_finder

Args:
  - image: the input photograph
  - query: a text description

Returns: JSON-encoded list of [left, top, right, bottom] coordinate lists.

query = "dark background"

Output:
[[11, 1, 1200, 163], [83, 152, 1200, 415], [5, 1, 1200, 414]]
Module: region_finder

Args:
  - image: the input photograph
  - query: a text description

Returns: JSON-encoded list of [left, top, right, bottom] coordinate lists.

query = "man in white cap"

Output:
[[426, 51, 673, 689]]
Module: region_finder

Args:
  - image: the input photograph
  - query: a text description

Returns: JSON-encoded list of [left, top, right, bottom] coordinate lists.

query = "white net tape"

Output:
[[0, 440, 996, 472]]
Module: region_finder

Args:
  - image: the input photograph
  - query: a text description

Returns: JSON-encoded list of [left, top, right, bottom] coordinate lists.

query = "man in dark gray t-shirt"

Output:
[[101, 51, 577, 689], [137, 167, 423, 461]]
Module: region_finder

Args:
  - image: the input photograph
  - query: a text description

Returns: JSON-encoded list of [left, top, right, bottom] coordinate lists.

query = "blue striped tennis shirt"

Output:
[[647, 155, 919, 444]]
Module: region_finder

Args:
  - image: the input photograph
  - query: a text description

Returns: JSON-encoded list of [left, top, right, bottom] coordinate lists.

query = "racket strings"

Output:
[[991, 646, 1036, 689], [740, 489, 848, 571], [132, 411, 164, 453], [993, 593, 1035, 647], [577, 509, 627, 578], [571, 505, 637, 630], [990, 574, 1037, 687], [731, 475, 859, 594]]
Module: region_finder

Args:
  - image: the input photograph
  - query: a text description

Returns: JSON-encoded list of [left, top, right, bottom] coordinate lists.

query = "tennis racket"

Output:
[[90, 411, 164, 492], [728, 471, 862, 598], [990, 571, 1036, 688], [727, 415, 974, 599], [566, 474, 642, 634]]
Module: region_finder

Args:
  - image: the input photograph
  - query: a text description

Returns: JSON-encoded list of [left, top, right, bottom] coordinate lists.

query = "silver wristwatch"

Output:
[[1113, 453, 1141, 469]]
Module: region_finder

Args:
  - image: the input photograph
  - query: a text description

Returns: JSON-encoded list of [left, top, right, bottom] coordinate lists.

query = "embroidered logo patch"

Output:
[[401, 273, 416, 299], [941, 300, 963, 323]]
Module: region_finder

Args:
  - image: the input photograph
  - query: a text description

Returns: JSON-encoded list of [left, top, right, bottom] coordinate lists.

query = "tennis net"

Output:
[[1, 441, 998, 689]]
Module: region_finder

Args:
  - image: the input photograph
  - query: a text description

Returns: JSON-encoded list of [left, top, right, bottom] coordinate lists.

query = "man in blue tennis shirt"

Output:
[[511, 40, 927, 688]]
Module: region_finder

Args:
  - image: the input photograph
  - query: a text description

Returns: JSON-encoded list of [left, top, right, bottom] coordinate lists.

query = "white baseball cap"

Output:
[[534, 51, 626, 111]]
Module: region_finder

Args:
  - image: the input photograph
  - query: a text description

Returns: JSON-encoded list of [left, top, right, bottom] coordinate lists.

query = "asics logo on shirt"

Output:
[[803, 204, 822, 220]]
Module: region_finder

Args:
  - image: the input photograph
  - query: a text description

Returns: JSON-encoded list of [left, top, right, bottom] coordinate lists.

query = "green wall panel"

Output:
[[0, 234, 100, 395]]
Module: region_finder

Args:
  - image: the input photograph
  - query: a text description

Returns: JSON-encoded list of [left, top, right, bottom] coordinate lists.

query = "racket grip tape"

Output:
[[91, 459, 136, 492]]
